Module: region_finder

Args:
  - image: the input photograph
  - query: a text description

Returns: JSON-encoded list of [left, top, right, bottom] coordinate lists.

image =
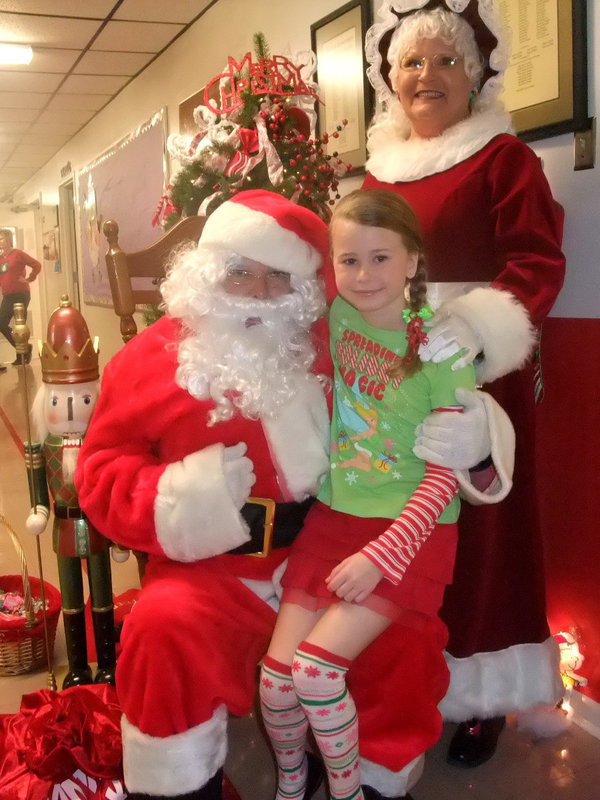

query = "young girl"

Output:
[[259, 188, 476, 800]]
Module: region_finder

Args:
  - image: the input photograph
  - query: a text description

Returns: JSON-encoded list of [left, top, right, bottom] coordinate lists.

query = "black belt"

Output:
[[229, 497, 315, 557], [54, 505, 87, 520]]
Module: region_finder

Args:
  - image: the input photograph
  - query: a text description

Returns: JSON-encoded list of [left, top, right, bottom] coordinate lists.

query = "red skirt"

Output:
[[281, 501, 458, 630]]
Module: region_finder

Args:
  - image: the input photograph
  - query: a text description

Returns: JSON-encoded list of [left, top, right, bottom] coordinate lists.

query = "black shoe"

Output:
[[127, 768, 223, 799], [447, 716, 506, 768], [0, 365, 6, 373], [362, 786, 414, 799], [11, 344, 32, 366], [304, 751, 325, 799]]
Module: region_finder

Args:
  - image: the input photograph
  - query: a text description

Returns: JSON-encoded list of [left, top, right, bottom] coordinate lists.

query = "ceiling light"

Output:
[[0, 43, 33, 65]]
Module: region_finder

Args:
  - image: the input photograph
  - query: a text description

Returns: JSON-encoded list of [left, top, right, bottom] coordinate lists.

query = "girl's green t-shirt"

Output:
[[318, 296, 477, 522]]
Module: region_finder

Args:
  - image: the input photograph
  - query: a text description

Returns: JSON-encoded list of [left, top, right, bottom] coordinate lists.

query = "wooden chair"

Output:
[[102, 215, 205, 579], [103, 215, 206, 344]]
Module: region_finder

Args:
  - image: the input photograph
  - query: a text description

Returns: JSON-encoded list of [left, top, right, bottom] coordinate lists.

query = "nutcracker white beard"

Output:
[[175, 287, 322, 426]]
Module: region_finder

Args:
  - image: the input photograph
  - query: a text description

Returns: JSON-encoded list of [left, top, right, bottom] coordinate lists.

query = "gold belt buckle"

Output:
[[246, 497, 275, 558]]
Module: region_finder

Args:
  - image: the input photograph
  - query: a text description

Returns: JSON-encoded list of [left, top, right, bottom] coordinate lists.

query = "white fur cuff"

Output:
[[439, 637, 564, 721], [456, 391, 514, 505], [360, 753, 423, 796], [122, 705, 228, 794], [440, 287, 536, 384], [155, 443, 250, 561]]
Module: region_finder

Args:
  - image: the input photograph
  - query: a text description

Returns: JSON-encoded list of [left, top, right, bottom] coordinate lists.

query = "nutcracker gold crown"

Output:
[[41, 295, 99, 384]]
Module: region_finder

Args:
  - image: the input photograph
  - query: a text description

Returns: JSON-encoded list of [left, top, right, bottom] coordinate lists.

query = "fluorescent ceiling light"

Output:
[[0, 43, 33, 65]]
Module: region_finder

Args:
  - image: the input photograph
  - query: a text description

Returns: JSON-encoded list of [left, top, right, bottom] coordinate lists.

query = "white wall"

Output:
[[530, 0, 600, 319], [10, 0, 600, 365]]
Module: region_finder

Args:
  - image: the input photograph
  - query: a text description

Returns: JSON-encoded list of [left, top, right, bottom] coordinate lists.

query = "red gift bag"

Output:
[[0, 684, 124, 800]]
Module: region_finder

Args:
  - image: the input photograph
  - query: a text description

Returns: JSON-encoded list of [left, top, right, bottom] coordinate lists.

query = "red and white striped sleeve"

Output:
[[361, 407, 461, 584]]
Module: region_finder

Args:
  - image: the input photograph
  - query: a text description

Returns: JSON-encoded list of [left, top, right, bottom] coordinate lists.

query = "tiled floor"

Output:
[[1, 357, 599, 800]]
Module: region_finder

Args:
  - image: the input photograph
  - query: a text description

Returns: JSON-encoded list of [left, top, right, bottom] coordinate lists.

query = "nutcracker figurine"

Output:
[[25, 295, 116, 688]]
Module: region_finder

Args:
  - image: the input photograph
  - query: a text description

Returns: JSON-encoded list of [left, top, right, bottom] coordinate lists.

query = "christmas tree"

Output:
[[154, 33, 353, 229]]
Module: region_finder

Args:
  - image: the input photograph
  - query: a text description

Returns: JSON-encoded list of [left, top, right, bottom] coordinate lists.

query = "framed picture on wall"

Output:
[[310, 0, 373, 173], [499, 0, 589, 142]]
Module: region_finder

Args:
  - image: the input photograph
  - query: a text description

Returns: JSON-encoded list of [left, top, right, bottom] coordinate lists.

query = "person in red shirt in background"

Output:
[[0, 228, 41, 371]]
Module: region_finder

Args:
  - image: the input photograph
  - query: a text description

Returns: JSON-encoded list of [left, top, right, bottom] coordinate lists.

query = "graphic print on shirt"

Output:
[[332, 313, 407, 483]]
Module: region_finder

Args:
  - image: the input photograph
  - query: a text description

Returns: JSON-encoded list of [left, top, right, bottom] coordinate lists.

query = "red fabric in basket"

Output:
[[0, 577, 60, 643]]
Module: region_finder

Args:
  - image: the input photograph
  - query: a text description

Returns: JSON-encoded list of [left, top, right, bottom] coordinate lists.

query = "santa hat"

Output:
[[198, 190, 329, 280]]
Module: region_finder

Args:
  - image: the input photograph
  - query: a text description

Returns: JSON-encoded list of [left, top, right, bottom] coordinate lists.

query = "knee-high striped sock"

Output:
[[260, 655, 310, 800], [293, 642, 363, 800]]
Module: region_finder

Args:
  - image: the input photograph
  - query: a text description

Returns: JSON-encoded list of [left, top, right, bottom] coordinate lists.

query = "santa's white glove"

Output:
[[25, 507, 50, 536], [419, 313, 482, 371], [223, 442, 256, 508], [413, 388, 490, 470]]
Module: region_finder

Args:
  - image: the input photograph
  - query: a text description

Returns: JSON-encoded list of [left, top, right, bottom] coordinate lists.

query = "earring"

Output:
[[469, 88, 479, 102]]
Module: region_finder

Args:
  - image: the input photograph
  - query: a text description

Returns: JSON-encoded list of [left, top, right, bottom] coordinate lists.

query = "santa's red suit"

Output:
[[364, 1, 566, 718], [76, 190, 458, 799]]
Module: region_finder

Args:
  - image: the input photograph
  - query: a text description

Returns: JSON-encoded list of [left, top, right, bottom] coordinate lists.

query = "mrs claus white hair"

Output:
[[160, 241, 326, 425], [388, 8, 484, 94]]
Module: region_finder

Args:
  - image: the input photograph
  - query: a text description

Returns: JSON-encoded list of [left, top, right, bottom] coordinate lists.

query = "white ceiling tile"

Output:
[[0, 12, 101, 48], [0, 1, 115, 17], [11, 142, 61, 156], [90, 20, 184, 53], [20, 132, 71, 147], [0, 108, 39, 122], [23, 48, 81, 73], [59, 73, 130, 95], [0, 92, 50, 108], [48, 93, 112, 111], [36, 107, 95, 125], [0, 121, 31, 134], [0, 72, 63, 93], [28, 119, 83, 136], [74, 49, 154, 76], [114, 0, 210, 24]]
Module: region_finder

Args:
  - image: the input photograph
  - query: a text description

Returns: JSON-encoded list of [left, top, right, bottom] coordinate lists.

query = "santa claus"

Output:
[[76, 190, 511, 800]]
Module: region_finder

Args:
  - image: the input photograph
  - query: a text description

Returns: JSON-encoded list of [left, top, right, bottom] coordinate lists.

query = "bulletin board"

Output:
[[75, 109, 168, 306]]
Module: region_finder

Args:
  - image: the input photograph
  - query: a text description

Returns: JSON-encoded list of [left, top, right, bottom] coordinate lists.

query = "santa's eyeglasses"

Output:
[[224, 267, 291, 290]]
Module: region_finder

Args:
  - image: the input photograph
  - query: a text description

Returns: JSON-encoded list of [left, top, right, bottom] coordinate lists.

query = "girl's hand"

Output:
[[326, 552, 383, 603]]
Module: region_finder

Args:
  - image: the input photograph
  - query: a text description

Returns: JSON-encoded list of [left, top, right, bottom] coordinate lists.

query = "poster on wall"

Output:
[[75, 109, 168, 306]]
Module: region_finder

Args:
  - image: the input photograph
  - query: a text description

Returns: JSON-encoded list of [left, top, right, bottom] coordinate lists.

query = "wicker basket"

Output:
[[0, 515, 61, 676]]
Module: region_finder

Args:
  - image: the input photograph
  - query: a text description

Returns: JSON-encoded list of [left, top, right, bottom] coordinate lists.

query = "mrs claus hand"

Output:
[[26, 507, 49, 536], [326, 552, 383, 604], [413, 387, 490, 469], [419, 314, 482, 370]]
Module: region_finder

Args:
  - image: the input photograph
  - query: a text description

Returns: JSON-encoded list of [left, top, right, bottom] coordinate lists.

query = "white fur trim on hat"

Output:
[[438, 286, 537, 384], [439, 637, 563, 721], [122, 705, 228, 794], [261, 373, 330, 501], [200, 200, 321, 279], [455, 390, 514, 505], [155, 443, 250, 561]]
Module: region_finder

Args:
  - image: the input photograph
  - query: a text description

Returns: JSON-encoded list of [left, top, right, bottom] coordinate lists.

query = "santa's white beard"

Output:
[[175, 289, 319, 425]]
